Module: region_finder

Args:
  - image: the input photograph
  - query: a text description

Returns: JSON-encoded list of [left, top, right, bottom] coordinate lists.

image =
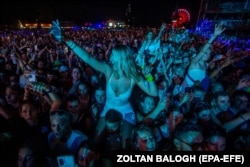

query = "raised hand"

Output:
[[236, 76, 250, 89], [160, 23, 167, 31], [179, 93, 192, 106], [135, 53, 145, 67], [221, 55, 234, 69], [50, 20, 63, 42], [214, 23, 226, 36], [30, 82, 51, 94]]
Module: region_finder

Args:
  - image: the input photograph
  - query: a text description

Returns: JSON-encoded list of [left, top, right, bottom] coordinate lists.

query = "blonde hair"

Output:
[[111, 45, 140, 82]]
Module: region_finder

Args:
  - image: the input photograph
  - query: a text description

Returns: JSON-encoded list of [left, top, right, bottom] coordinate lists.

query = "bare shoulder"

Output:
[[103, 65, 113, 80]]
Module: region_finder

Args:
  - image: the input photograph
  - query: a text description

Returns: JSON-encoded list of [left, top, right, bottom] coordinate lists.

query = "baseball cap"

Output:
[[59, 65, 69, 72]]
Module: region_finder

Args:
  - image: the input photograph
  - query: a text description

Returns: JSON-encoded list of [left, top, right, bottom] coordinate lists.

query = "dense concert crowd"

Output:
[[0, 20, 250, 167]]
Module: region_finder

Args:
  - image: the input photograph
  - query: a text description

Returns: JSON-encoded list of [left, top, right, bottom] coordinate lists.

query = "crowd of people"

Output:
[[0, 19, 250, 167]]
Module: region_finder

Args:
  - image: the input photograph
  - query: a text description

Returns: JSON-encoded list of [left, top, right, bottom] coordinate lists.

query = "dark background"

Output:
[[0, 0, 201, 27]]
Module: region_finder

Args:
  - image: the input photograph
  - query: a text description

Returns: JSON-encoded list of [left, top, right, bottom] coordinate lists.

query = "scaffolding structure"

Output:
[[195, 0, 250, 37]]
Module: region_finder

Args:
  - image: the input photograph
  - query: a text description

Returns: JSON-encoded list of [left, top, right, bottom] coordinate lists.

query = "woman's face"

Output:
[[141, 96, 155, 114], [72, 68, 81, 81], [95, 89, 105, 104], [20, 103, 39, 126]]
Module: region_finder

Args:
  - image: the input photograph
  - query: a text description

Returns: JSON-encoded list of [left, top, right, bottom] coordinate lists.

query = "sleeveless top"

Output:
[[100, 73, 136, 124], [185, 69, 206, 86], [183, 69, 210, 91]]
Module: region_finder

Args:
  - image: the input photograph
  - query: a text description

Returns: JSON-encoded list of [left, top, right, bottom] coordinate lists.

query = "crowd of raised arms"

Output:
[[0, 20, 250, 167]]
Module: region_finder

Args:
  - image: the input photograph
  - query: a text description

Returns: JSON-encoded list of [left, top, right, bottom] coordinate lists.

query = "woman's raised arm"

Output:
[[50, 20, 111, 75]]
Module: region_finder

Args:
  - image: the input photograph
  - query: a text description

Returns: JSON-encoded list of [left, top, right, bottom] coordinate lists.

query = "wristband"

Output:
[[145, 74, 154, 82], [70, 43, 77, 49], [67, 41, 77, 50], [71, 44, 77, 50]]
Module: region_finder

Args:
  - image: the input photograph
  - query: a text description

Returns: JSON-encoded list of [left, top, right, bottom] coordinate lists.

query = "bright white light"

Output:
[[108, 22, 113, 27]]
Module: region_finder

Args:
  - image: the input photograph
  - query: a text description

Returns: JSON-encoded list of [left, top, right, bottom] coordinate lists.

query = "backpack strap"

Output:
[[187, 72, 210, 91]]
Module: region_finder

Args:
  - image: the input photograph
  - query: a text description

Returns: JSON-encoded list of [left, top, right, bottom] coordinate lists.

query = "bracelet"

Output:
[[71, 44, 77, 50], [67, 41, 77, 50], [240, 114, 247, 122], [145, 74, 154, 82]]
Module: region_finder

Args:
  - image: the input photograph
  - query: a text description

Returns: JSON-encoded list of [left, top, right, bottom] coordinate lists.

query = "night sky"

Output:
[[0, 0, 201, 27]]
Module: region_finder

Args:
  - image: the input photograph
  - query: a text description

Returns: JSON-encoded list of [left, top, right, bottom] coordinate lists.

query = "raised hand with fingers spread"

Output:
[[50, 20, 64, 42]]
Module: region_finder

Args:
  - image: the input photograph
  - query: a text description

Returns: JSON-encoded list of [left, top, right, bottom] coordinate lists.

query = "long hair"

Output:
[[111, 45, 140, 82]]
